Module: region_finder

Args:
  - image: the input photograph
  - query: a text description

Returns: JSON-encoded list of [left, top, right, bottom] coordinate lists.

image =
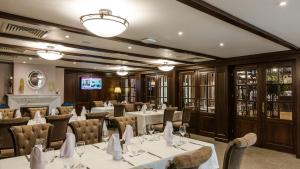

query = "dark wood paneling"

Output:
[[235, 117, 258, 138], [198, 114, 215, 137]]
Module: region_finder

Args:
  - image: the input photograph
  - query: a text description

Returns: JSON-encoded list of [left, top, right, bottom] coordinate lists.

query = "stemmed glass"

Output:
[[75, 141, 86, 169], [137, 105, 141, 112], [147, 124, 155, 140], [179, 125, 187, 145], [102, 130, 109, 150]]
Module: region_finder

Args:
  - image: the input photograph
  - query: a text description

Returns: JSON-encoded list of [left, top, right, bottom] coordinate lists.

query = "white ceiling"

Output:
[[0, 0, 290, 58]]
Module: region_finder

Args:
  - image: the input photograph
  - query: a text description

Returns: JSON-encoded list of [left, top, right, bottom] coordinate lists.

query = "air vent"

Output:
[[3, 23, 48, 38]]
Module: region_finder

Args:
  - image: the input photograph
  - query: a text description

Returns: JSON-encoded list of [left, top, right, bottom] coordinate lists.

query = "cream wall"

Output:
[[0, 63, 13, 103], [55, 68, 64, 104]]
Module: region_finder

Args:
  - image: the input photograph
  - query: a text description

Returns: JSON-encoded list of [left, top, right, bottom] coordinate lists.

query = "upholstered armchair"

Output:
[[57, 106, 73, 115], [86, 112, 108, 140], [124, 104, 135, 112], [173, 107, 193, 137], [28, 107, 48, 119], [0, 117, 30, 158], [10, 123, 53, 156], [0, 108, 16, 119], [114, 116, 138, 138], [69, 119, 101, 145], [153, 107, 178, 132], [167, 146, 212, 169], [45, 114, 73, 149], [92, 101, 104, 107], [223, 133, 257, 169]]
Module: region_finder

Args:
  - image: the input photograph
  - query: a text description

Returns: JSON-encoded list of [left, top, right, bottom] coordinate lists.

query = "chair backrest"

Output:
[[0, 109, 16, 119], [57, 106, 73, 115], [163, 107, 178, 128], [182, 107, 194, 124], [114, 104, 125, 117], [69, 119, 101, 145], [0, 117, 30, 150], [10, 123, 53, 156], [92, 101, 104, 107], [114, 116, 138, 138], [223, 133, 257, 169], [28, 107, 48, 119], [134, 102, 143, 111], [168, 146, 212, 169], [86, 112, 108, 138], [45, 114, 72, 142], [124, 104, 134, 112], [109, 100, 118, 105]]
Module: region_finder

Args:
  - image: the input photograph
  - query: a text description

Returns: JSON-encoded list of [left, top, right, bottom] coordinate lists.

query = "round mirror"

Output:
[[27, 70, 46, 90]]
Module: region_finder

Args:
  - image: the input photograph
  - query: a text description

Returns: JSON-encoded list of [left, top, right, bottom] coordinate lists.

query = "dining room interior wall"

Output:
[[0, 62, 13, 103]]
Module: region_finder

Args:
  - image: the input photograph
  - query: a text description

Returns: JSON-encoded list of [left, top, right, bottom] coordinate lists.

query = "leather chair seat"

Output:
[[173, 121, 190, 129]]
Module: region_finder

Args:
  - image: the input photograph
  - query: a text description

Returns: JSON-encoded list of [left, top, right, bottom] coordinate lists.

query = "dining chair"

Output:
[[86, 112, 108, 139], [9, 123, 53, 156], [167, 146, 212, 169], [223, 133, 257, 169], [57, 106, 74, 115], [0, 117, 30, 158], [114, 104, 125, 117], [92, 101, 104, 107], [153, 107, 178, 132], [114, 116, 138, 138], [69, 119, 101, 145], [45, 114, 73, 149], [173, 107, 194, 137], [0, 108, 16, 119], [109, 100, 118, 105], [28, 107, 48, 119], [124, 103, 135, 112], [134, 102, 143, 111]]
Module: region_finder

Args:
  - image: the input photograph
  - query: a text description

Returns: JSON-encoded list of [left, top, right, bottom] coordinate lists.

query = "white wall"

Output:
[[0, 63, 13, 103], [13, 63, 64, 99], [55, 68, 64, 104]]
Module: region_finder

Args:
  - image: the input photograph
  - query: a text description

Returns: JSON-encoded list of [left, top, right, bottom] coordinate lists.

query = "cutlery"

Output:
[[147, 152, 162, 159], [173, 145, 187, 151], [50, 155, 58, 163], [91, 144, 101, 150], [189, 141, 205, 146], [123, 158, 135, 166]]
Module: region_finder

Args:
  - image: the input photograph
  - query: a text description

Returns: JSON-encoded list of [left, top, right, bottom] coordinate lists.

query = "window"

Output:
[[158, 75, 168, 104], [199, 72, 215, 113], [180, 72, 196, 107], [121, 77, 136, 102]]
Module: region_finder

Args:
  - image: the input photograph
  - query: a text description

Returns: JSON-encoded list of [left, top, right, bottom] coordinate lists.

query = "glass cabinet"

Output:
[[121, 77, 136, 102], [180, 72, 196, 107], [199, 72, 215, 113]]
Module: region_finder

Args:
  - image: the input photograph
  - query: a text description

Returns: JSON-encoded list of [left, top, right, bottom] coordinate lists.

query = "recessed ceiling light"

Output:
[[219, 43, 224, 47], [178, 31, 183, 36], [28, 57, 32, 60], [22, 61, 26, 64], [279, 1, 287, 7], [128, 46, 132, 50], [73, 62, 77, 65], [93, 67, 97, 69], [65, 35, 70, 38]]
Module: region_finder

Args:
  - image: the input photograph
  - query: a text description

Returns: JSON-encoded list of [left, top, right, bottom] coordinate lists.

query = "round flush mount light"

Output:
[[279, 1, 287, 7], [37, 46, 63, 61], [178, 31, 183, 36], [116, 68, 129, 76], [219, 43, 224, 47], [80, 9, 129, 38], [158, 62, 175, 72]]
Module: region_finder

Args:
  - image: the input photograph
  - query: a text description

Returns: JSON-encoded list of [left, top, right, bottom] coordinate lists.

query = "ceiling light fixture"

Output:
[[279, 1, 287, 7], [219, 43, 224, 47], [80, 9, 129, 38], [128, 46, 132, 50], [116, 68, 129, 76], [158, 62, 174, 72], [37, 46, 64, 60], [178, 31, 183, 36], [28, 57, 33, 60], [22, 61, 26, 64], [65, 35, 70, 38]]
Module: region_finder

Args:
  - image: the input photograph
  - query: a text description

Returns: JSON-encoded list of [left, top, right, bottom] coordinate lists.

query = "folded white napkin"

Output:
[[60, 133, 76, 158], [81, 106, 87, 116], [30, 145, 45, 169], [104, 102, 108, 107], [15, 109, 22, 118], [163, 121, 174, 146], [50, 109, 56, 116], [122, 125, 134, 144], [141, 104, 147, 113], [34, 111, 42, 123], [103, 120, 108, 133], [106, 133, 122, 160], [162, 104, 167, 110], [0, 112, 2, 119], [71, 109, 77, 117], [108, 101, 112, 107]]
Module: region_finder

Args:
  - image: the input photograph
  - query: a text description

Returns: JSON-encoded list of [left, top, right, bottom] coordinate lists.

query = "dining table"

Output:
[[0, 134, 219, 169], [90, 106, 114, 117], [125, 110, 183, 133]]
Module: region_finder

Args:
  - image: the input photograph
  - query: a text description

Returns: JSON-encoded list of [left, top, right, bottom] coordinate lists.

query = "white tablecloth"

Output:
[[125, 110, 182, 133], [0, 134, 218, 169], [91, 107, 114, 116]]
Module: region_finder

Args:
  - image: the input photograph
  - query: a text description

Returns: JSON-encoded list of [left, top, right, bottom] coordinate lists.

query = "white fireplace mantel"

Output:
[[7, 94, 61, 111]]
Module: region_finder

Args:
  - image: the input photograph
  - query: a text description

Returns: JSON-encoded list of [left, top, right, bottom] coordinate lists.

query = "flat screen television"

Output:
[[80, 77, 102, 90]]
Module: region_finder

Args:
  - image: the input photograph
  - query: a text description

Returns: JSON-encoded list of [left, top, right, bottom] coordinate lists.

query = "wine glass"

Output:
[[102, 130, 109, 150], [44, 148, 55, 163], [75, 141, 85, 169], [146, 124, 155, 140], [179, 125, 187, 144], [137, 105, 141, 112]]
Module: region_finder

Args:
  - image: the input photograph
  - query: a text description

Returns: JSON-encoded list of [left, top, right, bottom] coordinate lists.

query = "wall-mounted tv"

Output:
[[80, 77, 102, 90]]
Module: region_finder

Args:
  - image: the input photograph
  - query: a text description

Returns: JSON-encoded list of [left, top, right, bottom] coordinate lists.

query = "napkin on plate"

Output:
[[34, 111, 42, 123], [122, 125, 134, 144], [163, 121, 174, 146], [30, 145, 45, 169], [60, 133, 76, 158], [15, 109, 22, 118], [81, 106, 87, 117], [162, 104, 167, 110], [71, 109, 77, 117], [104, 102, 108, 107], [141, 104, 147, 113], [50, 108, 56, 116], [106, 133, 122, 160], [108, 101, 113, 107]]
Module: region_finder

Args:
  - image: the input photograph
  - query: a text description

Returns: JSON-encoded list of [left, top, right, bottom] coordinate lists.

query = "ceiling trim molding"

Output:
[[0, 51, 153, 70], [177, 0, 300, 50], [0, 43, 158, 67], [0, 32, 197, 64], [0, 11, 221, 60]]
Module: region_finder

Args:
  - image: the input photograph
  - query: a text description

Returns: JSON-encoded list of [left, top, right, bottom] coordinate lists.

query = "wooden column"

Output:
[[296, 57, 300, 158]]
